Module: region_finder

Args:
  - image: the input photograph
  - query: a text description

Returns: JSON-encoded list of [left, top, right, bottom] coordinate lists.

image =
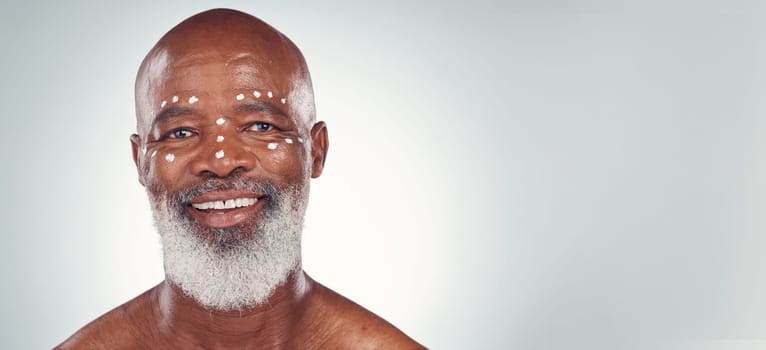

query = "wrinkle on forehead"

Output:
[[171, 52, 263, 69]]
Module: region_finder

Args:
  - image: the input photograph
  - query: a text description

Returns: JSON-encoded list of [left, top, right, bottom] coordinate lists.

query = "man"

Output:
[[57, 8, 424, 349]]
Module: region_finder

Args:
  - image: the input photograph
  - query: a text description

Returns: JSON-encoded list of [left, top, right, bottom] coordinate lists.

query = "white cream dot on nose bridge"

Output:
[[215, 150, 225, 159], [216, 117, 226, 125], [216, 135, 224, 142]]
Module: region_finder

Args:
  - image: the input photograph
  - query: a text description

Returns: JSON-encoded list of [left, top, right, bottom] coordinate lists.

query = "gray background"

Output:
[[1, 0, 765, 349]]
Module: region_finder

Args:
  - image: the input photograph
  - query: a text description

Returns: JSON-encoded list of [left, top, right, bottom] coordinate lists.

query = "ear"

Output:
[[309, 121, 329, 178], [130, 134, 146, 186]]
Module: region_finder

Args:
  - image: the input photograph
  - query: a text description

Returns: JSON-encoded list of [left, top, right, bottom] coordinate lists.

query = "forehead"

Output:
[[154, 49, 288, 94], [136, 47, 314, 132], [182, 50, 285, 80]]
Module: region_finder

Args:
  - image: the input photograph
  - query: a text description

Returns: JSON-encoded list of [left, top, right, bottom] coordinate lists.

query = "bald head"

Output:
[[135, 9, 315, 136]]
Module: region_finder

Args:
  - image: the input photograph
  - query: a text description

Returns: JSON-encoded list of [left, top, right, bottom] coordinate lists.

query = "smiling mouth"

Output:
[[187, 191, 267, 228], [191, 197, 258, 211]]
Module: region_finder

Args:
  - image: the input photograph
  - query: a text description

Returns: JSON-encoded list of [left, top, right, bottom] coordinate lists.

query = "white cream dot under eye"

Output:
[[236, 93, 245, 101], [215, 150, 225, 159], [267, 91, 273, 98], [172, 95, 179, 103], [188, 96, 199, 104], [160, 100, 167, 108], [280, 98, 286, 104], [297, 137, 304, 143], [267, 142, 278, 150], [285, 138, 293, 144], [253, 90, 261, 98], [216, 135, 224, 142], [151, 150, 157, 158], [165, 153, 175, 162], [216, 117, 226, 126]]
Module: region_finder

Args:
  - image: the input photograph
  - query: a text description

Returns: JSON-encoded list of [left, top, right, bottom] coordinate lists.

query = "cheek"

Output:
[[251, 138, 308, 181], [141, 146, 193, 188]]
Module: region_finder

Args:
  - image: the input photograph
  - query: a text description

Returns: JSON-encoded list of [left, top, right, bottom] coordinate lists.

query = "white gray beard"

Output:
[[147, 179, 308, 311]]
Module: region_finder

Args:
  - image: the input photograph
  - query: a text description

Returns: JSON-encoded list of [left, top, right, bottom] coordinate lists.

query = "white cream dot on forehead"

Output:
[[236, 93, 245, 101], [253, 90, 261, 98], [285, 138, 293, 144], [216, 117, 226, 125], [215, 150, 225, 159], [160, 100, 167, 108], [267, 142, 278, 150], [172, 95, 179, 103], [165, 153, 175, 162], [280, 98, 286, 104], [188, 96, 199, 104], [216, 135, 224, 142], [267, 91, 273, 98]]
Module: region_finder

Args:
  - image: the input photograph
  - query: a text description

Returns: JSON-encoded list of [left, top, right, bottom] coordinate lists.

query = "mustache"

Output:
[[173, 174, 281, 204]]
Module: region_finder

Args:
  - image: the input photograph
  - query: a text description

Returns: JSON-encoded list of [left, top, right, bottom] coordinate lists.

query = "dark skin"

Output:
[[57, 9, 424, 350]]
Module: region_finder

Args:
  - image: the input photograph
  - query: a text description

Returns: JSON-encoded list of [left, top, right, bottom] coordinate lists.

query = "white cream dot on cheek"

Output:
[[285, 138, 293, 144], [280, 98, 286, 104], [172, 95, 179, 103], [216, 117, 226, 125], [216, 135, 224, 142], [253, 90, 261, 98], [160, 100, 167, 108], [267, 91, 273, 98], [165, 153, 175, 162], [236, 93, 245, 101], [188, 96, 199, 104], [151, 150, 157, 158], [297, 137, 304, 143], [215, 150, 225, 159], [267, 142, 278, 150]]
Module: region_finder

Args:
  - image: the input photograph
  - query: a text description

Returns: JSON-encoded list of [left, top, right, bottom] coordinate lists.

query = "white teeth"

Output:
[[191, 197, 258, 210]]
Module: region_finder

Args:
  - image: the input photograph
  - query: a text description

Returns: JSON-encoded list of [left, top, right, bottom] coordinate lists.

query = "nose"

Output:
[[189, 134, 258, 178]]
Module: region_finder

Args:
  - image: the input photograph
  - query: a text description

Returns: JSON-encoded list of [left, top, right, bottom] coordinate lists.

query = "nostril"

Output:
[[199, 166, 249, 179], [199, 170, 219, 179], [231, 166, 248, 176]]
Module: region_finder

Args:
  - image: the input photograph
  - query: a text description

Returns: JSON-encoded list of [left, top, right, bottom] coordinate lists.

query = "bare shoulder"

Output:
[[55, 284, 161, 349], [304, 280, 426, 350]]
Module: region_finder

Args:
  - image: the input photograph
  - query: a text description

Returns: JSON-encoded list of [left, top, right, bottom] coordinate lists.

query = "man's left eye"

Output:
[[248, 122, 274, 132], [168, 129, 195, 139]]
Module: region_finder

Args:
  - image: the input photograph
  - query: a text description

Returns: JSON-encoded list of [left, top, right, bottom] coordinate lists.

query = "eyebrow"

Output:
[[150, 101, 287, 127], [235, 101, 287, 118], [152, 107, 198, 127]]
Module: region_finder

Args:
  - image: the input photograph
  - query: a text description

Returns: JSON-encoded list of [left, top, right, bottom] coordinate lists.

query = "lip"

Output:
[[187, 190, 266, 228]]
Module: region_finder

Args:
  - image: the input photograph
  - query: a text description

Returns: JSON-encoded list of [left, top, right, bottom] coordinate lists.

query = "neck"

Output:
[[153, 268, 311, 348]]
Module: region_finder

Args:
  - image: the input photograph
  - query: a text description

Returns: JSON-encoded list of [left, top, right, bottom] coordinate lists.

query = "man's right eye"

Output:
[[167, 128, 195, 139]]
